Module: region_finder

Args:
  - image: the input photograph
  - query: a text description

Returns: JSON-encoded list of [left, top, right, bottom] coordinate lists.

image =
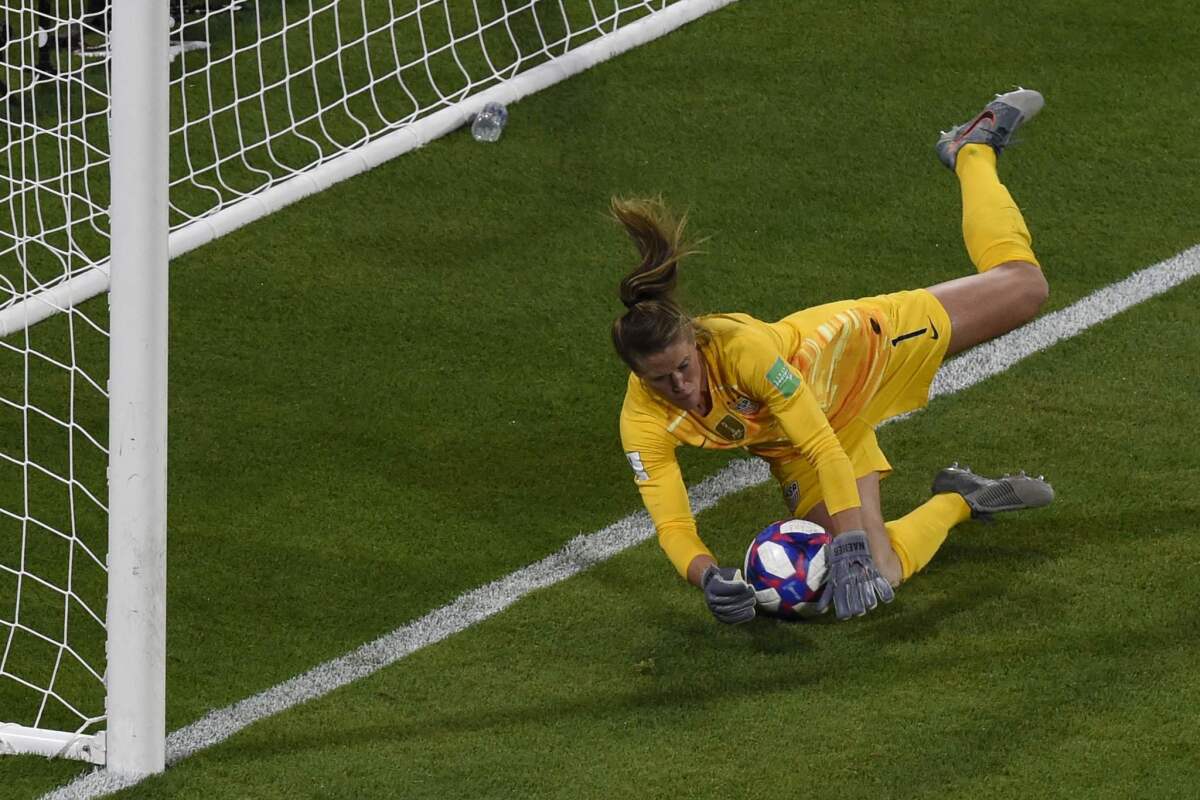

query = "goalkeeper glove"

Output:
[[701, 565, 756, 625], [819, 530, 895, 620]]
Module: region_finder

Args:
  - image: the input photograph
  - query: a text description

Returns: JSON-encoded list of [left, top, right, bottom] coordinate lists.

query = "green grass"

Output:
[[3, 0, 1200, 796], [1, 0, 660, 287]]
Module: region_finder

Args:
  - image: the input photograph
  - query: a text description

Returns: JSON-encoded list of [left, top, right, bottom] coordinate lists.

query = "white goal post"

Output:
[[1, 0, 169, 774], [103, 0, 170, 775], [0, 0, 736, 776]]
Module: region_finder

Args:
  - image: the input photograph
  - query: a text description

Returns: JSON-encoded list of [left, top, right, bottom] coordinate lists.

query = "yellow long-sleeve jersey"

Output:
[[619, 301, 893, 579]]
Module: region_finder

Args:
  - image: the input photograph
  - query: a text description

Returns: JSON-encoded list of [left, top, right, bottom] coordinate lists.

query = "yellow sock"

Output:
[[886, 493, 972, 581], [956, 143, 1040, 272]]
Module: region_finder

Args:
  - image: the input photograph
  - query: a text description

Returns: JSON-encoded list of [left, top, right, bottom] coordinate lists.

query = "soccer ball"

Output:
[[742, 519, 832, 619]]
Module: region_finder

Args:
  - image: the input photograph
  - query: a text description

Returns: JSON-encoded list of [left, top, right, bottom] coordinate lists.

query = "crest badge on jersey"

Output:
[[715, 415, 745, 441], [783, 480, 801, 512], [733, 396, 761, 415]]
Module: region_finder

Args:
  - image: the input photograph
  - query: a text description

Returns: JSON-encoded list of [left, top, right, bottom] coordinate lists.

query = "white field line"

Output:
[[42, 243, 1200, 799]]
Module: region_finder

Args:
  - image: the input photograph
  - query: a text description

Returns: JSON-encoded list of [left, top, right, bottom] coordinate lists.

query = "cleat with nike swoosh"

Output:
[[932, 463, 1054, 520], [936, 88, 1044, 171]]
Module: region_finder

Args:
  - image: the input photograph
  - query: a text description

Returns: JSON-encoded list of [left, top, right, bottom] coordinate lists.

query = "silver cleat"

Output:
[[932, 463, 1055, 520], [935, 88, 1044, 170]]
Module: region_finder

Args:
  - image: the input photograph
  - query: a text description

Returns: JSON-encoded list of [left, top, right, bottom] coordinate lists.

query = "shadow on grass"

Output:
[[214, 661, 827, 763]]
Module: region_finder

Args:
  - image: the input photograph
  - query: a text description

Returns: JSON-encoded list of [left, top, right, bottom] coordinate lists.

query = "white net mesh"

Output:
[[1, 0, 697, 760], [167, 1, 675, 231], [1, 0, 111, 747]]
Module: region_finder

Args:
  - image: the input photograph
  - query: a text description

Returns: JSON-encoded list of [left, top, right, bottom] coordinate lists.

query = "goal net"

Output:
[[0, 0, 733, 773]]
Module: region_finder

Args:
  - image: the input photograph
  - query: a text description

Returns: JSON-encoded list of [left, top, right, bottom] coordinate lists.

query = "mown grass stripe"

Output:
[[42, 243, 1200, 799]]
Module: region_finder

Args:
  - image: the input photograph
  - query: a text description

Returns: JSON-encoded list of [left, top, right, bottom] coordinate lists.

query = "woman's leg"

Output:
[[928, 143, 1049, 357], [806, 472, 971, 588], [929, 262, 1047, 357]]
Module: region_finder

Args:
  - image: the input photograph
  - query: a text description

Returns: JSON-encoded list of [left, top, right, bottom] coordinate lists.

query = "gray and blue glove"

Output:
[[818, 530, 895, 620], [701, 565, 756, 625]]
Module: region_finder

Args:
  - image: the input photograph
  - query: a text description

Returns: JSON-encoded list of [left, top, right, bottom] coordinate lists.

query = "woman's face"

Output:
[[636, 336, 707, 413]]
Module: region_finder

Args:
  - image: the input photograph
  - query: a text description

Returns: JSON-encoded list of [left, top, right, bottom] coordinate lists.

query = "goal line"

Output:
[[0, 0, 738, 774], [40, 244, 1200, 800]]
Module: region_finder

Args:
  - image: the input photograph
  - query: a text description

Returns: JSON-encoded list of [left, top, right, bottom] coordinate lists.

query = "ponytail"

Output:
[[609, 196, 707, 371]]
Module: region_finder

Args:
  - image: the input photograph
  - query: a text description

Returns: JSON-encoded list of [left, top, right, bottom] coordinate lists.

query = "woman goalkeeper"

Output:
[[614, 89, 1055, 623]]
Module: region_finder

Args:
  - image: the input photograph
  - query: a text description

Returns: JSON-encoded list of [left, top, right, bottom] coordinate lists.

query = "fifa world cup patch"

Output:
[[625, 451, 650, 482], [765, 357, 801, 398]]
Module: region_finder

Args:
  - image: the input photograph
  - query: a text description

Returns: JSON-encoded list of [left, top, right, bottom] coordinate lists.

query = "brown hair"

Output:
[[609, 196, 707, 372]]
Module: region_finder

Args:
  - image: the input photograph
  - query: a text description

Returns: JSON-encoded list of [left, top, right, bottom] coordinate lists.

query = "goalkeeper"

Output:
[[613, 89, 1055, 623]]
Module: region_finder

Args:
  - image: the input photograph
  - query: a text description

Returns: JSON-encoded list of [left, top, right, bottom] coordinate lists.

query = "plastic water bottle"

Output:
[[470, 102, 508, 143]]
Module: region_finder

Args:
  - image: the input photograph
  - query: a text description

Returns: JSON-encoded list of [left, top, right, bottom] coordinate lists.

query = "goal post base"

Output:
[[0, 724, 107, 765]]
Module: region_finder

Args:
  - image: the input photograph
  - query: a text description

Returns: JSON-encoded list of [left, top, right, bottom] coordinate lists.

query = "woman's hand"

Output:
[[700, 565, 757, 624], [818, 530, 895, 619]]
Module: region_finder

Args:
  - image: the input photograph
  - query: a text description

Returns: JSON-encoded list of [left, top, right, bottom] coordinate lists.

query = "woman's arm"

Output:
[[686, 553, 716, 587], [830, 506, 898, 585], [621, 408, 716, 581], [734, 345, 895, 616]]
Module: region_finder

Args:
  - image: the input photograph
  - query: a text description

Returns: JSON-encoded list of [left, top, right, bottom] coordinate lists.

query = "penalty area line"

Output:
[[42, 243, 1200, 800]]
